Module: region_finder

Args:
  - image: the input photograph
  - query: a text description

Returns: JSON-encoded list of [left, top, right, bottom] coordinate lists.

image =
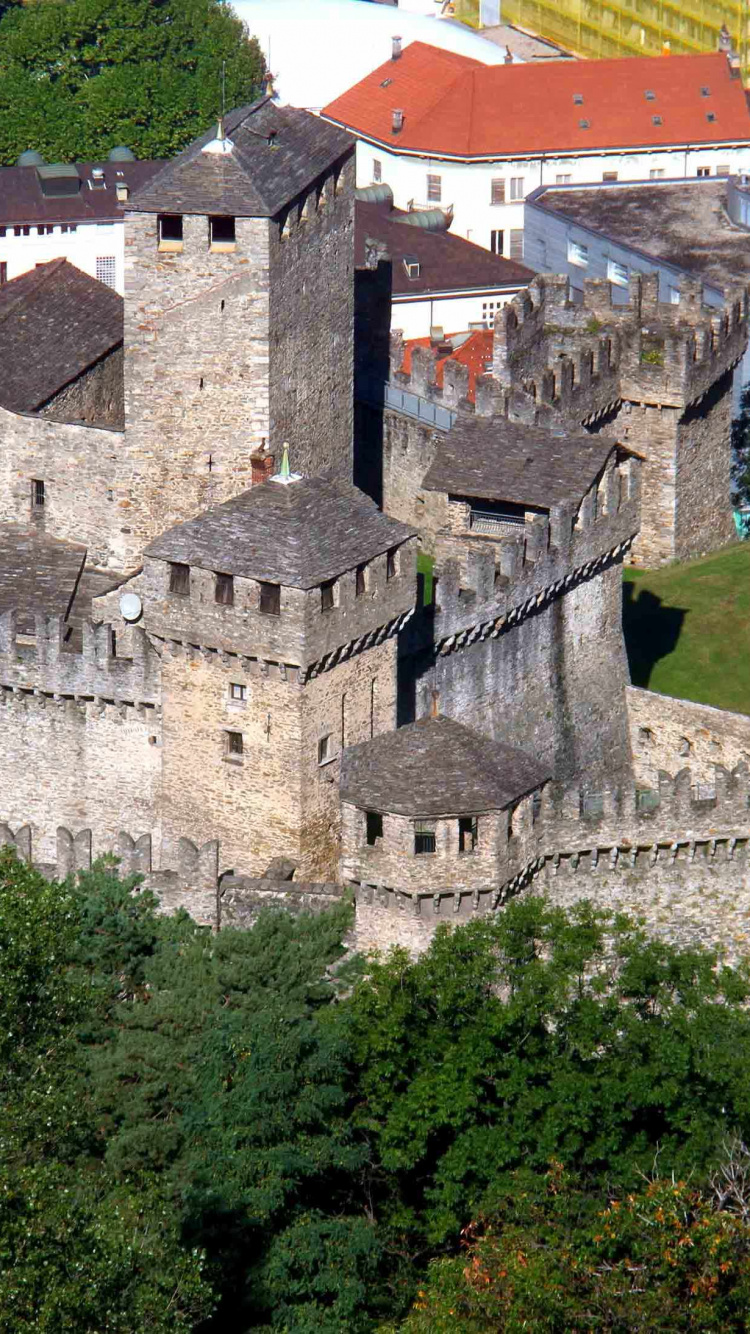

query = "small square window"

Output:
[[259, 581, 280, 615], [225, 730, 243, 758], [697, 166, 711, 177], [215, 571, 234, 605], [386, 547, 398, 580], [458, 816, 478, 853], [229, 682, 246, 702], [321, 578, 336, 612], [414, 821, 436, 855], [556, 173, 572, 185], [509, 176, 525, 200], [210, 215, 236, 247], [169, 561, 190, 595], [602, 171, 618, 181], [356, 563, 367, 597], [650, 168, 665, 179], [366, 810, 383, 845], [426, 173, 442, 202], [158, 214, 183, 249], [32, 478, 45, 508], [318, 734, 333, 765]]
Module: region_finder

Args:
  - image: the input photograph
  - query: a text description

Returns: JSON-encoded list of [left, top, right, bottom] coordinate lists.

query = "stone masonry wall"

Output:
[[41, 347, 124, 430], [628, 686, 750, 787], [268, 152, 356, 479], [674, 370, 736, 562]]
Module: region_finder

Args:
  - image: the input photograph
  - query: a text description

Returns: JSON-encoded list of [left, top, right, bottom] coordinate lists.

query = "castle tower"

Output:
[[99, 460, 416, 880], [119, 100, 356, 564]]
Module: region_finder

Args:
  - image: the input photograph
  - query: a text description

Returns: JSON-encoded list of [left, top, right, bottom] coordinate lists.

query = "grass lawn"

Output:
[[622, 544, 750, 715]]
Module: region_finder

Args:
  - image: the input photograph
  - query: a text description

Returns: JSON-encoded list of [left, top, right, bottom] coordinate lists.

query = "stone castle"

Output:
[[0, 98, 748, 955]]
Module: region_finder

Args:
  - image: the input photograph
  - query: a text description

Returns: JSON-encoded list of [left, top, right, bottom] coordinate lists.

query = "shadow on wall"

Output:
[[622, 582, 687, 688]]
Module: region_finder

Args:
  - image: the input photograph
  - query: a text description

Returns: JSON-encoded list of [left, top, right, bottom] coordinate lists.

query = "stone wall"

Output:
[[628, 686, 750, 787], [41, 346, 124, 430], [674, 370, 736, 562]]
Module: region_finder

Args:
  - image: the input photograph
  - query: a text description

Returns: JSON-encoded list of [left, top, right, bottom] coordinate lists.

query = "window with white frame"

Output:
[[426, 173, 442, 202], [510, 176, 525, 201], [556, 173, 572, 185], [607, 259, 628, 287], [568, 240, 589, 267], [490, 177, 505, 204], [697, 166, 711, 177], [649, 168, 665, 179], [372, 158, 382, 182], [96, 256, 117, 288]]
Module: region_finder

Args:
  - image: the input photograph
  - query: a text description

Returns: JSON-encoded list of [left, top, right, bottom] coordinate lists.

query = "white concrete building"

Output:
[[0, 155, 160, 296], [323, 42, 750, 258]]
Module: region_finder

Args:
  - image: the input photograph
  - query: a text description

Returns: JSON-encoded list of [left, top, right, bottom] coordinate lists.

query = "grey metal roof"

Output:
[[340, 714, 550, 816], [129, 99, 354, 218], [422, 416, 616, 509], [145, 475, 414, 587], [0, 259, 122, 414]]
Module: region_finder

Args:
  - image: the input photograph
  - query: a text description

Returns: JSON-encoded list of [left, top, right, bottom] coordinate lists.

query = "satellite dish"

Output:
[[119, 592, 143, 623]]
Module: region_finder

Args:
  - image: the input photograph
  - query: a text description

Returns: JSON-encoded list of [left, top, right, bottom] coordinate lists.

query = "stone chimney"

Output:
[[392, 35, 402, 60], [392, 108, 404, 135]]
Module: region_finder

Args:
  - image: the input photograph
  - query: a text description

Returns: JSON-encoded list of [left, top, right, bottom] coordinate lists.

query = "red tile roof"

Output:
[[324, 43, 750, 157], [401, 329, 494, 402]]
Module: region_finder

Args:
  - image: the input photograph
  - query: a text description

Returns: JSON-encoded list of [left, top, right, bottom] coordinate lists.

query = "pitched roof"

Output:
[[422, 416, 616, 508], [0, 260, 122, 414], [130, 99, 354, 217], [323, 43, 750, 157], [340, 714, 550, 816], [144, 475, 414, 587], [401, 330, 494, 403], [356, 199, 533, 294], [0, 159, 161, 228]]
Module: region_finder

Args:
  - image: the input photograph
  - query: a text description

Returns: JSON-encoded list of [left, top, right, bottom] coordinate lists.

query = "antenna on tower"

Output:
[[221, 59, 226, 121]]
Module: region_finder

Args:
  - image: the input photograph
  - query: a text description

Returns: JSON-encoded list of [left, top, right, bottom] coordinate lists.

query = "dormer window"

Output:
[[158, 214, 183, 252], [210, 215, 236, 251], [403, 255, 420, 280], [259, 581, 280, 616], [169, 561, 190, 596], [88, 168, 106, 191]]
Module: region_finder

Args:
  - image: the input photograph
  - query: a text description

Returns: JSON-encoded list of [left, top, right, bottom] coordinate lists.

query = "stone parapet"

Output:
[[0, 610, 161, 704]]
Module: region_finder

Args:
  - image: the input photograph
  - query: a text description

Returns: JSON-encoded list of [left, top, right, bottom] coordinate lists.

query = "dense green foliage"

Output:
[[623, 544, 750, 714], [4, 853, 750, 1329], [0, 0, 265, 165]]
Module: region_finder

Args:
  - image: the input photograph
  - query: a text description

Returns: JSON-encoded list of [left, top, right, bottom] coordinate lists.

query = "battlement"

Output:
[[431, 451, 639, 646], [0, 611, 161, 705]]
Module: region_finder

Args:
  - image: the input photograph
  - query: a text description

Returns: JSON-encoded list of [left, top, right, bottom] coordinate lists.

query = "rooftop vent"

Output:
[[88, 167, 106, 191], [108, 146, 135, 162], [116, 181, 130, 203], [202, 118, 234, 156], [392, 108, 404, 134], [392, 35, 402, 59], [645, 89, 655, 100], [380, 77, 392, 88], [36, 163, 81, 198], [707, 111, 717, 122], [579, 118, 590, 129], [573, 92, 583, 104], [403, 255, 420, 279], [701, 85, 711, 97], [652, 114, 663, 125], [17, 149, 44, 168]]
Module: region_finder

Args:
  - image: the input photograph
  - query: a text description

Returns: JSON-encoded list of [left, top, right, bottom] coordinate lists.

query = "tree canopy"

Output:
[[0, 0, 266, 165], [3, 849, 750, 1330]]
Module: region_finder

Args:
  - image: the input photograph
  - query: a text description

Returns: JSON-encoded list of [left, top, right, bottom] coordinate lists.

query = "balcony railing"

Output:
[[470, 510, 525, 537]]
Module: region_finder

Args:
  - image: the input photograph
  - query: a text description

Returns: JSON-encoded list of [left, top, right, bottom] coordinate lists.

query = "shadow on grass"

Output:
[[622, 582, 687, 688]]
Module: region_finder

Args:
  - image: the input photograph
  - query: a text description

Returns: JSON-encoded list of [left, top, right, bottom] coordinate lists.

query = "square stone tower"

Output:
[[121, 99, 356, 556]]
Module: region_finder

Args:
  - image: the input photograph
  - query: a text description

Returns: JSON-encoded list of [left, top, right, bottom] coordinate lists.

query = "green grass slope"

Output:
[[623, 544, 750, 715]]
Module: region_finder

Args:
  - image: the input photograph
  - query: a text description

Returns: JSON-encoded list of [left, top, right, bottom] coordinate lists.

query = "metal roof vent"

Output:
[[88, 166, 106, 191], [573, 93, 583, 104], [645, 89, 655, 100], [202, 118, 234, 156], [108, 146, 135, 162], [17, 149, 44, 167], [392, 35, 402, 60], [701, 86, 711, 97], [392, 108, 404, 134], [652, 114, 663, 125], [579, 118, 590, 129], [36, 163, 81, 197], [707, 111, 717, 122]]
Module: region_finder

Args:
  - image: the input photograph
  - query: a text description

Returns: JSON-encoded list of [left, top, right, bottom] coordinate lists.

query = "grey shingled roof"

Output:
[[0, 259, 122, 414], [340, 714, 550, 816], [145, 476, 414, 587], [129, 99, 354, 218], [0, 158, 161, 228], [422, 417, 616, 509]]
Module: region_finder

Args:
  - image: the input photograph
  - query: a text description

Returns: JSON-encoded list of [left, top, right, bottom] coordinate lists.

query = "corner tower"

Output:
[[121, 100, 355, 554]]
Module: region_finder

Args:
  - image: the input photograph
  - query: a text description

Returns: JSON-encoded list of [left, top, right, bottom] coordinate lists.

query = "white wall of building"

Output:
[[0, 220, 124, 292], [356, 139, 750, 257], [392, 289, 518, 336]]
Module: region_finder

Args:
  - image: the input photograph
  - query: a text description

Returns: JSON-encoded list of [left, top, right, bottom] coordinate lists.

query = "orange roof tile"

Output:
[[324, 43, 750, 157], [401, 329, 494, 403]]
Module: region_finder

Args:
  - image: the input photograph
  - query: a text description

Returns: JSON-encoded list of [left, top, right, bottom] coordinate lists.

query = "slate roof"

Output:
[[130, 98, 354, 217], [356, 199, 533, 294], [421, 416, 616, 509], [324, 43, 750, 157], [144, 475, 414, 587], [0, 260, 123, 414], [0, 159, 161, 228], [340, 714, 550, 816]]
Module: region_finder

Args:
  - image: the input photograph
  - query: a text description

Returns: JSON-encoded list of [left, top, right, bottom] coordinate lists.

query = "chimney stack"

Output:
[[392, 108, 404, 135], [392, 35, 402, 60], [719, 22, 732, 53], [116, 181, 129, 203], [504, 44, 513, 64]]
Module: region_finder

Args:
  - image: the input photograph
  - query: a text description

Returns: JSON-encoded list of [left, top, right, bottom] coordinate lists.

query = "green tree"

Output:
[[0, 0, 266, 164]]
